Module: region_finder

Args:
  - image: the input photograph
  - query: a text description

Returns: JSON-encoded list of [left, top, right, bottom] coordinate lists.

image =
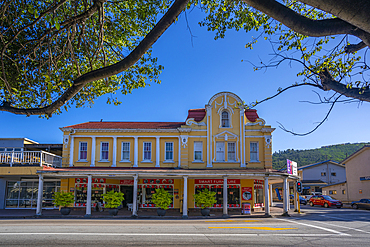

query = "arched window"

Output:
[[221, 111, 230, 127]]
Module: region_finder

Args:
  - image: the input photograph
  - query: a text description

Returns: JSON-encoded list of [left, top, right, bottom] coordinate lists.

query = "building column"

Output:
[[264, 176, 270, 216], [69, 136, 74, 167], [91, 137, 96, 167], [134, 137, 138, 167], [269, 183, 274, 207], [182, 176, 188, 219], [178, 137, 181, 168], [36, 174, 44, 216], [282, 177, 289, 216], [156, 137, 160, 167], [287, 181, 290, 210], [112, 137, 117, 167], [85, 175, 92, 217], [132, 174, 138, 217], [223, 176, 228, 217]]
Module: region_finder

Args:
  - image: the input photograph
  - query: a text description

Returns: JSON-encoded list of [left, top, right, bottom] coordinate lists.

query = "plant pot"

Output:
[[60, 207, 71, 215], [108, 208, 119, 216], [201, 208, 210, 216], [157, 208, 166, 216]]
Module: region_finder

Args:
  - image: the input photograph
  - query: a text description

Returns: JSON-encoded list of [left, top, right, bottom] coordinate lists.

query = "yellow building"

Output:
[[1, 92, 298, 217]]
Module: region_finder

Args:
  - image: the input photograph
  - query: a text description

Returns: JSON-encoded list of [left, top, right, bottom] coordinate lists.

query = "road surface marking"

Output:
[[319, 215, 370, 234], [0, 232, 345, 237], [205, 220, 260, 223], [209, 226, 297, 230], [277, 218, 350, 236]]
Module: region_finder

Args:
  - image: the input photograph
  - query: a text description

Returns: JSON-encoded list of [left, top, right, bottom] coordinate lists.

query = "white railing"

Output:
[[0, 151, 62, 167]]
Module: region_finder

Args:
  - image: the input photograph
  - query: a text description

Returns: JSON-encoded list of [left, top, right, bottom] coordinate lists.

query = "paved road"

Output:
[[0, 205, 369, 246]]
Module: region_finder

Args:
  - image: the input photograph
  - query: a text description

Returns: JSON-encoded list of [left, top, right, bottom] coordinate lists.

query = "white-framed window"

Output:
[[194, 141, 203, 161], [221, 111, 230, 127], [216, 142, 225, 161], [79, 142, 88, 160], [121, 142, 130, 161], [228, 142, 236, 161], [100, 142, 109, 161], [250, 142, 259, 161], [165, 142, 174, 161], [143, 142, 151, 161]]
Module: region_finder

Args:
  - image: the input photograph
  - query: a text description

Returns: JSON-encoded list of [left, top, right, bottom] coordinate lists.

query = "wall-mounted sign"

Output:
[[120, 180, 134, 185], [195, 179, 240, 184], [242, 187, 253, 201], [360, 176, 370, 181]]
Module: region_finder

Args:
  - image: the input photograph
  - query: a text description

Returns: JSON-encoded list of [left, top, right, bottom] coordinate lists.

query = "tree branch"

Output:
[[278, 94, 342, 136], [0, 0, 190, 116], [242, 0, 370, 49], [319, 68, 370, 102]]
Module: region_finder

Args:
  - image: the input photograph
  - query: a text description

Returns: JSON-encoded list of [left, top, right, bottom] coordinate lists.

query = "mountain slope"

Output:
[[272, 142, 370, 170]]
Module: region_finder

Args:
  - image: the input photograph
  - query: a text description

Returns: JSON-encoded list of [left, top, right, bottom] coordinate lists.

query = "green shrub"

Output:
[[193, 189, 217, 209], [151, 188, 173, 210], [102, 190, 125, 209], [53, 191, 74, 207]]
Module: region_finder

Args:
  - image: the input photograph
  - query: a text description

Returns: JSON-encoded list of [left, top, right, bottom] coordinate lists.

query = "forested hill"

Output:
[[272, 142, 370, 170]]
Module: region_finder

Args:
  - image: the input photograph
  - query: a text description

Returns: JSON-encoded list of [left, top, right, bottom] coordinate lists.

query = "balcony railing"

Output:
[[0, 151, 62, 168]]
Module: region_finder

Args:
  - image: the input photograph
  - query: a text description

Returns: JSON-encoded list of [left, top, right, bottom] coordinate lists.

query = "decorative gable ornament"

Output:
[[63, 135, 69, 147], [180, 135, 188, 148], [265, 136, 272, 148]]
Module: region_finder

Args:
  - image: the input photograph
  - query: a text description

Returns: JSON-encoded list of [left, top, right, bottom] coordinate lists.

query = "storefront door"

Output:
[[120, 185, 133, 207]]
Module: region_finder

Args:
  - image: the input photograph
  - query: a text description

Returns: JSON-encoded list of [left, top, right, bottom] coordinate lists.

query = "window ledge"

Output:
[[192, 161, 204, 163], [76, 160, 88, 163], [98, 160, 110, 163], [213, 161, 239, 163], [163, 161, 174, 163], [141, 160, 153, 163], [249, 161, 261, 163], [120, 160, 131, 163]]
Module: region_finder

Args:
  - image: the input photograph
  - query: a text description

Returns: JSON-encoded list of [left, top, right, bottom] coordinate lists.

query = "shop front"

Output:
[[34, 168, 299, 217]]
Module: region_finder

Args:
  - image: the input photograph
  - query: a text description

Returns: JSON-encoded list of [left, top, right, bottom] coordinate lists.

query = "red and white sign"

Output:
[[120, 180, 134, 185], [142, 179, 174, 184], [242, 187, 253, 201], [195, 179, 240, 184], [75, 178, 106, 183]]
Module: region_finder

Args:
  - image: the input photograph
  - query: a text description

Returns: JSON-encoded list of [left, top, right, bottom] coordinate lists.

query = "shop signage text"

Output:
[[195, 179, 240, 184]]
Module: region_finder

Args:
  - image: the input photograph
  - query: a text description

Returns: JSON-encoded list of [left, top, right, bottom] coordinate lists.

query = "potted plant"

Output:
[[151, 188, 173, 216], [193, 189, 217, 216], [102, 190, 125, 216], [53, 191, 75, 215]]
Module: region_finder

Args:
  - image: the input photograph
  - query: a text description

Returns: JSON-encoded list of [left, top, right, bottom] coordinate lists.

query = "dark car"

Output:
[[290, 195, 307, 205], [309, 195, 343, 208], [351, 199, 370, 209]]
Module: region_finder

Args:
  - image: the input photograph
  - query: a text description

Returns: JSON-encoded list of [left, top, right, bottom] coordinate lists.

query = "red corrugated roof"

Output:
[[186, 108, 206, 122], [245, 109, 259, 122], [63, 122, 185, 129]]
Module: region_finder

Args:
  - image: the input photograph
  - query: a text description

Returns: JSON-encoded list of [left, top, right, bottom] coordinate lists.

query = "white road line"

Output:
[[277, 218, 350, 236], [319, 215, 370, 234], [0, 233, 343, 237]]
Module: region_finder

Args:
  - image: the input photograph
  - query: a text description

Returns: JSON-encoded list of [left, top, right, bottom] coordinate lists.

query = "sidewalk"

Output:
[[0, 204, 303, 219]]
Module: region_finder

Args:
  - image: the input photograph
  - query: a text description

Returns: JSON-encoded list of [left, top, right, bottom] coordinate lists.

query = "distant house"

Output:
[[297, 160, 346, 194], [0, 138, 62, 209], [324, 145, 370, 202]]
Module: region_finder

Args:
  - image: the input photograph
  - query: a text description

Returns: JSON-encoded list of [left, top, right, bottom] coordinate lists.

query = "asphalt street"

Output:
[[0, 205, 369, 246]]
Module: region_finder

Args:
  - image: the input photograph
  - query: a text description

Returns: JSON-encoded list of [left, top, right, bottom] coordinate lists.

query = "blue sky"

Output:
[[1, 7, 369, 153]]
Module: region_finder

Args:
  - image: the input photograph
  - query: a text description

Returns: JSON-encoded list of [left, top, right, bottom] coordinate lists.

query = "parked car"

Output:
[[351, 199, 370, 209], [304, 192, 322, 201], [309, 195, 343, 208], [290, 195, 307, 205]]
